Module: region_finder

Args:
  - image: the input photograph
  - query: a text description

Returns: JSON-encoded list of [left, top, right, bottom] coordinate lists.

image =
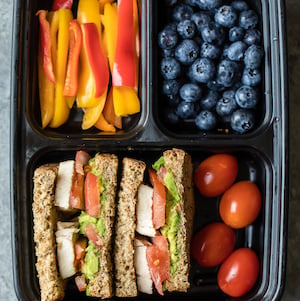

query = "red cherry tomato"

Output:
[[219, 181, 262, 229], [217, 248, 259, 297], [191, 222, 236, 268], [194, 154, 238, 197]]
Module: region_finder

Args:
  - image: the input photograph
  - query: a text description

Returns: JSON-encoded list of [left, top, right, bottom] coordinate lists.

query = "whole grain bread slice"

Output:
[[114, 158, 146, 297], [163, 148, 195, 292], [32, 164, 65, 301], [87, 153, 118, 299]]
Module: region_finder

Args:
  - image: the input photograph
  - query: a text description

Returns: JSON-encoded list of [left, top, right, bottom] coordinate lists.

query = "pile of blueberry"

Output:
[[158, 0, 264, 134]]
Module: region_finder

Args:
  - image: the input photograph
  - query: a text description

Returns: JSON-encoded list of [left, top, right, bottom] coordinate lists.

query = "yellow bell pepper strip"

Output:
[[49, 8, 73, 128], [36, 10, 56, 84], [99, 0, 114, 14], [103, 88, 122, 129], [38, 36, 55, 128], [102, 2, 118, 72], [81, 23, 109, 98], [94, 113, 116, 132], [81, 87, 107, 130], [112, 0, 136, 87], [77, 0, 101, 26], [63, 20, 82, 100], [52, 0, 73, 11]]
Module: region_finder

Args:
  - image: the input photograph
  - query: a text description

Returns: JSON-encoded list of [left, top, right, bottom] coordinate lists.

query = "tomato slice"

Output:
[[75, 275, 87, 292], [75, 237, 87, 269], [75, 150, 91, 175], [149, 168, 166, 229], [84, 172, 100, 218], [84, 224, 103, 251], [146, 235, 170, 296]]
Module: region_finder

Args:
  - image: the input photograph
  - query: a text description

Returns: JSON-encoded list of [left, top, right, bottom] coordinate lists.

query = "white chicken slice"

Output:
[[55, 221, 79, 279], [134, 237, 153, 294], [136, 184, 156, 237], [54, 160, 75, 210]]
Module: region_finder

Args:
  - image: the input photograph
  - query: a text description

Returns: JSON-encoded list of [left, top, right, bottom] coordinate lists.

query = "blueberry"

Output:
[[164, 107, 180, 124], [207, 80, 226, 91], [177, 19, 196, 39], [231, 109, 255, 133], [179, 83, 202, 102], [172, 4, 193, 21], [242, 68, 261, 86], [216, 59, 240, 87], [222, 44, 230, 59], [244, 44, 264, 69], [175, 39, 200, 65], [165, 22, 179, 31], [189, 58, 216, 83], [200, 42, 221, 59], [161, 48, 175, 58], [196, 0, 223, 10], [229, 26, 245, 42], [231, 0, 249, 11], [216, 90, 238, 116], [195, 110, 217, 130], [160, 57, 181, 79], [235, 85, 258, 109], [176, 101, 198, 119], [239, 10, 259, 30], [185, 0, 199, 6], [215, 5, 238, 28], [162, 79, 180, 96], [158, 28, 178, 50], [165, 0, 178, 6], [191, 12, 212, 32], [227, 41, 247, 61], [244, 29, 262, 45], [200, 90, 219, 109], [201, 22, 225, 46]]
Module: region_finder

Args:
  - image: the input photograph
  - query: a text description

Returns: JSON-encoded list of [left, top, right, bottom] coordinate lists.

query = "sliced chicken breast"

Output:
[[136, 184, 156, 237], [134, 237, 153, 294]]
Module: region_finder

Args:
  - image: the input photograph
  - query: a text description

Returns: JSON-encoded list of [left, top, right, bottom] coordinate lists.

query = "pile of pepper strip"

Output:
[[37, 0, 140, 131]]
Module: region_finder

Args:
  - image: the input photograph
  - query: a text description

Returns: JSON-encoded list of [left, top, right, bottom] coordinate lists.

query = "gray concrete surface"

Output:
[[0, 0, 299, 300]]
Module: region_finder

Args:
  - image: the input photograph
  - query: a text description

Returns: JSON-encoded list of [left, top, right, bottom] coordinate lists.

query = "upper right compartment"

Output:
[[151, 0, 273, 138]]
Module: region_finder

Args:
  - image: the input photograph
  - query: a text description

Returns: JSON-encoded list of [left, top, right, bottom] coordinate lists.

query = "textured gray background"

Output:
[[0, 0, 299, 300]]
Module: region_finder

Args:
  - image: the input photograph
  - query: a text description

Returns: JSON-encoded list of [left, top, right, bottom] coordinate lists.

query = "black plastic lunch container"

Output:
[[10, 0, 289, 300]]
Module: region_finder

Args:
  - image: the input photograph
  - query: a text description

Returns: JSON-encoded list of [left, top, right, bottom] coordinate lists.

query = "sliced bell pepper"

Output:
[[99, 0, 114, 14], [103, 88, 122, 129], [77, 0, 101, 26], [94, 114, 116, 132], [81, 23, 109, 98], [102, 2, 118, 72], [38, 37, 55, 128], [81, 87, 108, 130], [52, 0, 73, 11], [112, 0, 136, 88], [36, 10, 56, 84], [63, 20, 82, 101], [49, 8, 73, 128]]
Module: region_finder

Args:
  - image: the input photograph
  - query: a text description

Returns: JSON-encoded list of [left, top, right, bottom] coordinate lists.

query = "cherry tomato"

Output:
[[219, 180, 261, 229], [217, 248, 259, 297], [191, 222, 236, 268], [194, 154, 238, 197]]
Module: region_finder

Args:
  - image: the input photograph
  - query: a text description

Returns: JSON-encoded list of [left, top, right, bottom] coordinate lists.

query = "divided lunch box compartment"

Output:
[[10, 0, 289, 301]]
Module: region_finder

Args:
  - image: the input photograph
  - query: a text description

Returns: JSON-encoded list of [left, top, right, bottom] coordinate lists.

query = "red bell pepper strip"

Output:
[[112, 0, 136, 87], [36, 10, 56, 84], [52, 0, 73, 11], [63, 20, 82, 97], [81, 23, 109, 98]]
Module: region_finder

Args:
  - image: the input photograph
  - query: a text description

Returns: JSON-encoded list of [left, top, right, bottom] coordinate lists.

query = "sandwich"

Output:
[[32, 151, 118, 301], [114, 148, 195, 296]]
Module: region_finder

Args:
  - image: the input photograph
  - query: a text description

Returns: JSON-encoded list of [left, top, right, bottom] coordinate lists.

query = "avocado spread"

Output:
[[78, 158, 107, 283], [153, 156, 181, 275]]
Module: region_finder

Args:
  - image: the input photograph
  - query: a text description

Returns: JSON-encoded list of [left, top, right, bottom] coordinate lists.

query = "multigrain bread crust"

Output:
[[32, 164, 65, 301], [163, 148, 195, 292], [114, 158, 146, 297], [87, 153, 118, 299]]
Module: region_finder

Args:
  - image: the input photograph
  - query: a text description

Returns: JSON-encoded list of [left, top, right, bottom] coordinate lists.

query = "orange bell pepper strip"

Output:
[[103, 88, 122, 129], [36, 10, 56, 84], [52, 0, 73, 11], [112, 0, 136, 87], [94, 114, 116, 132], [49, 8, 73, 128], [63, 20, 82, 99]]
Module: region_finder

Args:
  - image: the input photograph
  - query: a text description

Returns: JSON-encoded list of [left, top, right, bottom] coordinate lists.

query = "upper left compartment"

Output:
[[25, 0, 149, 140]]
